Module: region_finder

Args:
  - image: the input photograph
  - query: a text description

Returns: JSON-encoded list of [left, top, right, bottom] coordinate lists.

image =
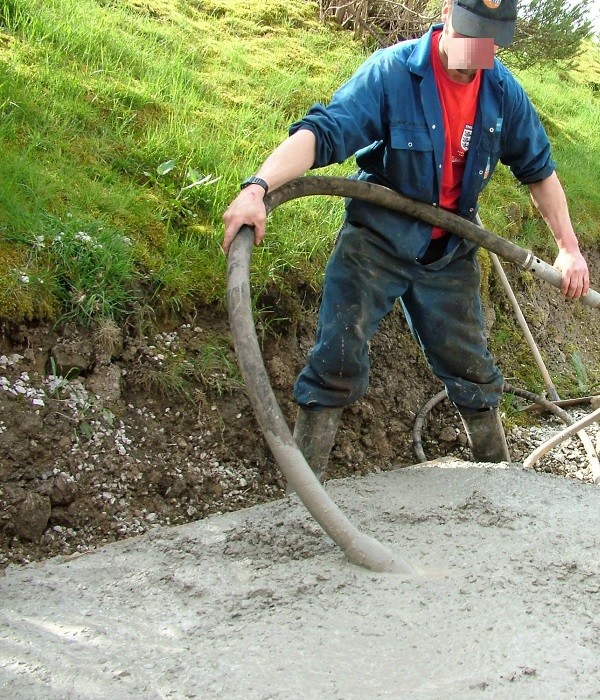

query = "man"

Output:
[[223, 0, 589, 477]]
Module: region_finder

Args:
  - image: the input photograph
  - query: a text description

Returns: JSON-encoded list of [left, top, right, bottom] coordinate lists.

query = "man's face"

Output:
[[447, 36, 495, 70], [441, 1, 497, 71]]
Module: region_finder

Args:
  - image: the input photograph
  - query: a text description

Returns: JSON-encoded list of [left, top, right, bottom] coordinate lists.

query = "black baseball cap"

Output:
[[451, 0, 517, 48]]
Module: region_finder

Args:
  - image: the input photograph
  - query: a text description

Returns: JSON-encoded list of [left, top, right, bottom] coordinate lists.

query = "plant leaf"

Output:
[[157, 160, 176, 176], [187, 167, 203, 182], [180, 174, 222, 191]]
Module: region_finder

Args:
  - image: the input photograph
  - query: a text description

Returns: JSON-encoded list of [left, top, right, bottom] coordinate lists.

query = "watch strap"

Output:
[[240, 176, 269, 194]]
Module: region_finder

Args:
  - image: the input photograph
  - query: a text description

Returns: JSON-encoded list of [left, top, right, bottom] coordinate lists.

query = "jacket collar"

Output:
[[406, 23, 442, 77]]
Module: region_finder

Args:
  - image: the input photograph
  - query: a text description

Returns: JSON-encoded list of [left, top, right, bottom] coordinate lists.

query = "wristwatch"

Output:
[[240, 176, 269, 195]]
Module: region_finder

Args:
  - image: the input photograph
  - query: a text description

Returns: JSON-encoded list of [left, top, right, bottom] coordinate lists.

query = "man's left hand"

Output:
[[553, 249, 590, 299]]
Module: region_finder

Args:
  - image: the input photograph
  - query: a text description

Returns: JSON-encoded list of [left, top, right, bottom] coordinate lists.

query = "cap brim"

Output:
[[452, 4, 515, 47]]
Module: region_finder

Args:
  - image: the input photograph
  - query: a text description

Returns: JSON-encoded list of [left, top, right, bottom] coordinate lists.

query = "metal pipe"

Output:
[[475, 212, 597, 481], [575, 428, 600, 484], [521, 395, 600, 412], [523, 407, 600, 481], [475, 211, 561, 401], [489, 250, 559, 401]]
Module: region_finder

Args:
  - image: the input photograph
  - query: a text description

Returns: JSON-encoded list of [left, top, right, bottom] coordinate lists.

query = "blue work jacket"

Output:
[[290, 24, 555, 263]]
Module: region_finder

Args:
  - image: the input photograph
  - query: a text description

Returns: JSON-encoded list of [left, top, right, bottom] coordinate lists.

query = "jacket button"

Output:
[[408, 142, 413, 147], [479, 170, 484, 175], [489, 128, 495, 133]]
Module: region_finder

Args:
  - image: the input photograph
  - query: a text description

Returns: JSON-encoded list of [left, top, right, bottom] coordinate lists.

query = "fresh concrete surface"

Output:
[[1, 462, 599, 699]]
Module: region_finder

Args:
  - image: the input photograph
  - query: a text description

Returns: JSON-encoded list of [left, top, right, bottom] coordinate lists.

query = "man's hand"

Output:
[[528, 173, 590, 300], [553, 249, 590, 300], [221, 129, 318, 255], [222, 185, 267, 255]]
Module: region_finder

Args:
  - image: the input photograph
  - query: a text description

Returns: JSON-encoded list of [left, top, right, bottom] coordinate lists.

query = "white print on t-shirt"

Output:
[[460, 124, 473, 151]]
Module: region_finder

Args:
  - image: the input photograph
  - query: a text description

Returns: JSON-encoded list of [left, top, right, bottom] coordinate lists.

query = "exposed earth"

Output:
[[1, 253, 599, 570]]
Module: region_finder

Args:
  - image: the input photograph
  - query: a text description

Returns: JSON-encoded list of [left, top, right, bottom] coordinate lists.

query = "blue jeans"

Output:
[[293, 222, 504, 411]]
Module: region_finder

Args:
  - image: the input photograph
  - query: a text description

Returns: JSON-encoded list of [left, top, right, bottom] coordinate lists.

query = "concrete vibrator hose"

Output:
[[226, 176, 599, 574]]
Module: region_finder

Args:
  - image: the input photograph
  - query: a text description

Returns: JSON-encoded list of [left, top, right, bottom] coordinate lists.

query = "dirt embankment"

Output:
[[1, 255, 599, 569]]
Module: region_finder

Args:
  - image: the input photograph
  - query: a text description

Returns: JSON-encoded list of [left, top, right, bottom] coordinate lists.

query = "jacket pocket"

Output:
[[476, 128, 501, 157], [387, 124, 435, 202], [390, 124, 433, 151]]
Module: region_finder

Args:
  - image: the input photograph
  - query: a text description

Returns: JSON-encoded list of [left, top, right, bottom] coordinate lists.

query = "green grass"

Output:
[[0, 0, 361, 324], [0, 0, 599, 338], [479, 41, 600, 255]]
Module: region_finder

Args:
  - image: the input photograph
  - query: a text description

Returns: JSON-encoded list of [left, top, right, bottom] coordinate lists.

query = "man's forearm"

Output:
[[527, 171, 589, 299], [528, 172, 580, 254], [222, 129, 317, 253], [253, 129, 317, 193]]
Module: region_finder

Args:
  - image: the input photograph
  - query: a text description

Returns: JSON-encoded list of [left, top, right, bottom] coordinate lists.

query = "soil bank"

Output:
[[1, 461, 599, 699]]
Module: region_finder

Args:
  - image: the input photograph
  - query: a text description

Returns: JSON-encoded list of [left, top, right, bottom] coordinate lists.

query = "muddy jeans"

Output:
[[293, 221, 504, 411]]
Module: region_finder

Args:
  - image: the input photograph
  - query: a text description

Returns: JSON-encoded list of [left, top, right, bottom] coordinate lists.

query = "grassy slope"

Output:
[[0, 0, 599, 336], [0, 0, 361, 323]]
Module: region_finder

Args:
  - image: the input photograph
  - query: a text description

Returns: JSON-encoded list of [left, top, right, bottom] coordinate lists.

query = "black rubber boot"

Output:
[[459, 408, 510, 463], [288, 406, 344, 493]]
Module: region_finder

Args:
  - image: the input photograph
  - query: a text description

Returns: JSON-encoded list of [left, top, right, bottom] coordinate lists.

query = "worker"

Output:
[[223, 0, 589, 478]]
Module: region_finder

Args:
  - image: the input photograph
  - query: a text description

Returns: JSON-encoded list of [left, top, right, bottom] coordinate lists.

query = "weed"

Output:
[[143, 160, 221, 226], [126, 340, 242, 399], [571, 350, 590, 394]]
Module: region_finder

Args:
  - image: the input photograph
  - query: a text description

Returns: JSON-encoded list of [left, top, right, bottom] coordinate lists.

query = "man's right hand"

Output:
[[222, 129, 317, 254], [222, 185, 268, 255]]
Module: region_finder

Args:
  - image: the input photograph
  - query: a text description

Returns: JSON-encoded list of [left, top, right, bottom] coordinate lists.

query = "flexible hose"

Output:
[[413, 385, 600, 483], [228, 225, 414, 574], [227, 176, 599, 573], [266, 177, 600, 310], [412, 390, 448, 464], [412, 384, 572, 464]]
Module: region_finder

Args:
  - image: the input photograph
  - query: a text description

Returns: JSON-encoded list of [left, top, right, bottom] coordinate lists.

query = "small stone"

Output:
[[50, 340, 93, 377], [14, 492, 51, 542], [439, 426, 457, 443], [57, 435, 72, 452], [50, 506, 77, 528], [86, 364, 122, 404], [51, 474, 79, 506], [166, 478, 187, 498]]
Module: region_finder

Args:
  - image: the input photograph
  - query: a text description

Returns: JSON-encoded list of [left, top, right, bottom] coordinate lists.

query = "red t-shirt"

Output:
[[430, 30, 481, 239]]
